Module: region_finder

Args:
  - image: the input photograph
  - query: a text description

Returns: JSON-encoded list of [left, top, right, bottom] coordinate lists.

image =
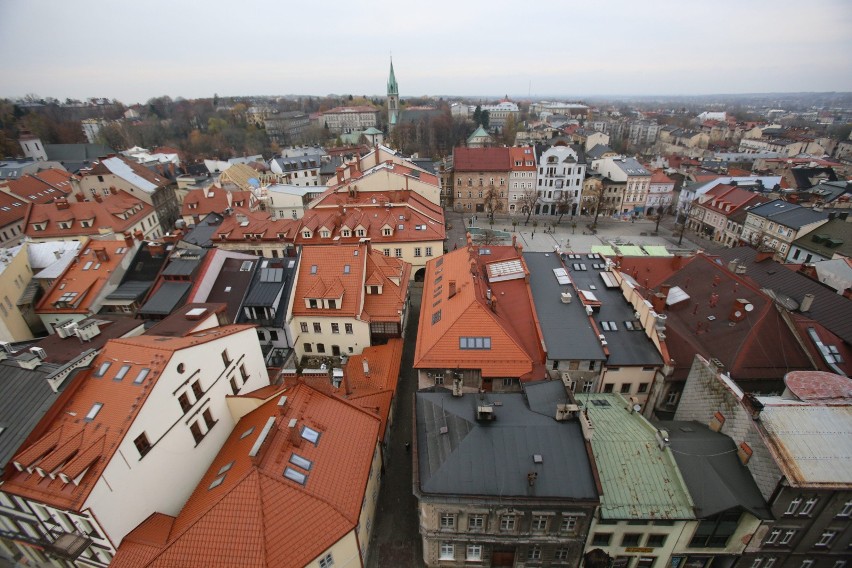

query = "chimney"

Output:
[[93, 193, 102, 203], [288, 418, 301, 447], [342, 365, 352, 396], [55, 198, 70, 210], [148, 242, 165, 257], [362, 357, 370, 376], [490, 296, 498, 313], [448, 280, 457, 298], [727, 259, 739, 273], [93, 248, 109, 262], [74, 192, 86, 202], [336, 165, 344, 184], [651, 292, 666, 313], [800, 293, 814, 312], [134, 229, 144, 241], [109, 186, 117, 195], [754, 248, 774, 263], [124, 232, 134, 248], [737, 442, 753, 465]]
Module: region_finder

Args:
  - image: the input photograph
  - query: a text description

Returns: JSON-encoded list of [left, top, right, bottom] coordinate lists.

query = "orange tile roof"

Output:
[[181, 187, 230, 217], [22, 190, 154, 239], [111, 383, 380, 568], [36, 240, 136, 315], [453, 147, 511, 172], [508, 147, 536, 171], [414, 245, 546, 380], [2, 169, 73, 204], [650, 169, 673, 184], [0, 190, 27, 228], [292, 243, 410, 322], [287, 338, 403, 440], [2, 325, 256, 512], [214, 209, 299, 244]]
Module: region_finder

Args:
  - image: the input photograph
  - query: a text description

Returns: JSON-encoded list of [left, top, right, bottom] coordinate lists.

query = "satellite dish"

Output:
[[633, 403, 642, 413], [744, 303, 754, 312]]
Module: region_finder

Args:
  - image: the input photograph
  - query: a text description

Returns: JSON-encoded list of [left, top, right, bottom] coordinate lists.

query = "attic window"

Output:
[[240, 427, 255, 439], [460, 337, 491, 349], [344, 264, 350, 274], [240, 261, 253, 271], [301, 426, 320, 445], [284, 467, 307, 485], [94, 361, 112, 377], [289, 453, 312, 470], [85, 403, 104, 421], [133, 368, 150, 384], [208, 475, 226, 490], [310, 265, 317, 274], [114, 364, 131, 381]]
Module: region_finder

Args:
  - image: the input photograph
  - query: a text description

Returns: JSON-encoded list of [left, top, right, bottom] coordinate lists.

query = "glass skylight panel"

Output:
[[114, 364, 131, 381], [208, 475, 225, 490], [301, 426, 320, 445], [95, 361, 111, 377], [218, 461, 235, 475], [284, 467, 307, 485], [289, 453, 313, 470], [133, 368, 150, 384], [85, 403, 103, 421]]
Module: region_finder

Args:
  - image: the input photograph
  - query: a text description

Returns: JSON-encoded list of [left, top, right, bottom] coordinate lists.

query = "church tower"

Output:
[[387, 57, 399, 130]]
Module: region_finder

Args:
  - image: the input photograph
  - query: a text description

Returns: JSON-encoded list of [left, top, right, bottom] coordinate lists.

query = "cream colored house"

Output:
[[0, 244, 37, 342]]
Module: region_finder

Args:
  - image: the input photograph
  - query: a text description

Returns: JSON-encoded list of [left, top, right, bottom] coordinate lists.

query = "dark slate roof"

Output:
[[320, 156, 343, 176], [21, 316, 144, 364], [658, 421, 772, 520], [410, 158, 437, 175], [790, 167, 837, 190], [586, 144, 614, 160], [747, 199, 828, 229], [44, 143, 114, 162], [181, 213, 223, 248], [416, 390, 598, 500], [204, 257, 259, 323], [0, 357, 82, 475], [713, 247, 852, 345], [240, 256, 299, 330], [524, 379, 570, 419], [809, 180, 851, 204], [138, 281, 192, 316], [791, 218, 852, 258], [524, 252, 606, 362], [568, 257, 663, 367], [271, 156, 320, 172], [105, 280, 152, 301], [162, 254, 205, 277]]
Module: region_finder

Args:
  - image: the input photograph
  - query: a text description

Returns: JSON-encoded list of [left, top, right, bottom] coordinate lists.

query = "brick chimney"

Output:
[[74, 192, 86, 202], [55, 198, 70, 210], [123, 232, 134, 248], [288, 418, 301, 447], [108, 186, 117, 195], [448, 280, 457, 298], [93, 193, 103, 203]]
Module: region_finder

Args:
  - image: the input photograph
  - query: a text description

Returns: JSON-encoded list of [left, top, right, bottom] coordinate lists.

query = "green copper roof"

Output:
[[387, 59, 398, 95], [581, 393, 695, 520], [467, 125, 491, 142]]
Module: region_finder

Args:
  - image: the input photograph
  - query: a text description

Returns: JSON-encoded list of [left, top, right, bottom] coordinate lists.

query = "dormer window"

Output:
[[320, 230, 330, 238], [188, 203, 198, 209], [356, 229, 366, 237], [303, 230, 311, 238], [341, 229, 351, 237], [31, 223, 47, 232], [58, 221, 72, 229], [383, 228, 392, 236]]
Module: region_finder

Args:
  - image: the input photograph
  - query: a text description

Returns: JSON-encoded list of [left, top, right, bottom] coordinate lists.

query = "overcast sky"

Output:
[[2, 0, 851, 104]]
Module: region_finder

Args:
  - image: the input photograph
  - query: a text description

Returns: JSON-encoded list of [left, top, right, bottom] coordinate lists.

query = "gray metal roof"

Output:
[[204, 257, 259, 323], [181, 213, 223, 248], [44, 143, 113, 162], [105, 280, 152, 301], [659, 420, 772, 520], [416, 390, 598, 500], [138, 281, 192, 315], [713, 247, 852, 344], [163, 257, 204, 277], [747, 199, 828, 229], [567, 258, 663, 367], [524, 252, 606, 362], [0, 358, 69, 475]]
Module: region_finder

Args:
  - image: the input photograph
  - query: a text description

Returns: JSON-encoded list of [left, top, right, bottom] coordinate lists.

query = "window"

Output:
[[466, 544, 482, 561], [94, 361, 112, 377], [191, 380, 203, 399], [690, 510, 740, 547], [316, 343, 325, 353], [301, 322, 309, 333], [560, 516, 577, 533], [134, 433, 152, 457], [468, 514, 484, 531], [800, 562, 814, 568], [303, 343, 312, 353], [622, 533, 642, 547], [765, 529, 781, 544], [620, 383, 631, 394], [331, 323, 339, 334], [785, 498, 802, 515], [230, 375, 239, 395], [221, 349, 232, 366], [780, 529, 796, 545], [838, 500, 852, 517], [528, 545, 541, 561], [554, 547, 570, 561], [426, 246, 433, 256], [647, 534, 666, 547], [383, 248, 390, 256], [592, 533, 612, 546], [301, 425, 320, 445], [500, 515, 516, 531], [414, 247, 421, 257], [313, 322, 322, 333], [532, 515, 548, 531], [638, 382, 649, 393], [283, 467, 307, 485], [345, 323, 353, 334], [815, 530, 836, 547], [439, 542, 454, 560], [203, 408, 215, 429], [394, 248, 402, 257], [178, 392, 192, 412], [439, 513, 455, 529], [114, 364, 131, 381], [190, 422, 204, 444], [800, 497, 818, 516], [318, 553, 334, 568], [133, 368, 150, 384]]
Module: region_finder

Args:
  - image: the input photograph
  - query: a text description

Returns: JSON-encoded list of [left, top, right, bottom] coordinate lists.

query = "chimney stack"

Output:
[[124, 232, 135, 248], [55, 198, 70, 210], [288, 418, 301, 447], [362, 357, 370, 376], [74, 192, 86, 202], [448, 280, 457, 298], [800, 293, 814, 312]]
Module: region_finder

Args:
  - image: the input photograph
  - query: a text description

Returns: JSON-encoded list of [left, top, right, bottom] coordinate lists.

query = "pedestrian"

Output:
[[531, 231, 535, 239]]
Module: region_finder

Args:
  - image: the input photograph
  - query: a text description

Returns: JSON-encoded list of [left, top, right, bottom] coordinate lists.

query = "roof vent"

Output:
[[476, 404, 495, 421]]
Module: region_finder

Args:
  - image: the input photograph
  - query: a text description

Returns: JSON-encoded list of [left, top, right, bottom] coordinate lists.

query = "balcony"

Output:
[[0, 528, 91, 560]]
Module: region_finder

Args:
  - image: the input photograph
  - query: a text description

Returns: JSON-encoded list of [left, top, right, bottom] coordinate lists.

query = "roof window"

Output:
[[301, 425, 320, 445], [289, 453, 313, 470], [284, 467, 307, 485], [85, 402, 104, 421]]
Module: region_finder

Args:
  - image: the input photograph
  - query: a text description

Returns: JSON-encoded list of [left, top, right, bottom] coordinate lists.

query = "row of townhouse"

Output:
[[448, 146, 676, 220], [0, 303, 404, 567]]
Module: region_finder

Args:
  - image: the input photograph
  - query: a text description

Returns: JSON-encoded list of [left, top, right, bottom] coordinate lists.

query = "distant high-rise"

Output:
[[387, 57, 399, 131]]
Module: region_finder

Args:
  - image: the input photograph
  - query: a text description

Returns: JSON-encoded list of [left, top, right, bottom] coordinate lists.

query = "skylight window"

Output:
[[114, 364, 131, 381], [310, 265, 317, 274], [218, 461, 235, 475], [133, 368, 150, 384], [344, 264, 350, 274], [284, 467, 307, 485], [85, 403, 103, 421], [289, 453, 313, 470], [208, 475, 225, 490], [94, 361, 111, 377], [460, 337, 491, 349], [240, 427, 255, 439], [301, 426, 320, 445]]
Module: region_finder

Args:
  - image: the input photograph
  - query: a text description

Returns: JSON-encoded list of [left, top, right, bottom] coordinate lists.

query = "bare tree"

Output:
[[584, 184, 606, 228], [555, 191, 573, 224], [676, 200, 694, 246], [483, 186, 504, 223], [518, 188, 539, 225], [652, 198, 672, 233]]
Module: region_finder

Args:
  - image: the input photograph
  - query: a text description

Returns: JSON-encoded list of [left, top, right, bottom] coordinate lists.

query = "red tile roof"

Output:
[[453, 147, 511, 172], [0, 190, 27, 228], [292, 243, 410, 322], [615, 254, 814, 382], [36, 240, 137, 316], [2, 325, 257, 511], [22, 190, 154, 239], [181, 187, 253, 218], [414, 245, 546, 380], [112, 383, 380, 568], [508, 147, 536, 171], [214, 210, 299, 244], [2, 169, 74, 204], [650, 169, 673, 184]]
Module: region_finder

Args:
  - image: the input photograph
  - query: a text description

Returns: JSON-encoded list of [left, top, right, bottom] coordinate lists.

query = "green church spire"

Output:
[[387, 58, 398, 96]]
